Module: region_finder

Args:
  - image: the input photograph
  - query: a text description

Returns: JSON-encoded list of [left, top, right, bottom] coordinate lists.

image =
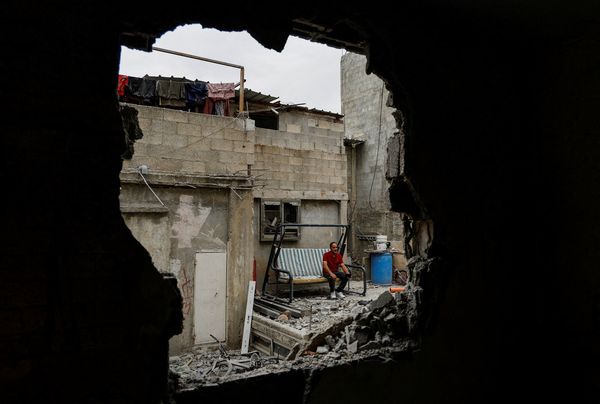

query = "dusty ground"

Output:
[[169, 282, 417, 391]]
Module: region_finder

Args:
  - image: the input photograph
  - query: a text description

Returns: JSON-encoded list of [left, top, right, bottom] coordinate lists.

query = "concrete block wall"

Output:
[[342, 52, 404, 260], [254, 127, 347, 194], [123, 104, 255, 176], [341, 53, 398, 211], [278, 110, 344, 136]]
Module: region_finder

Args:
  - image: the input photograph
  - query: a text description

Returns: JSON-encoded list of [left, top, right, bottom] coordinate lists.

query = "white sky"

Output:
[[119, 25, 344, 113]]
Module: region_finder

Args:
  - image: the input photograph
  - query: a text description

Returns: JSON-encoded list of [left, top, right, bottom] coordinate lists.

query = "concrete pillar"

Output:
[[226, 188, 254, 348], [339, 200, 348, 225]]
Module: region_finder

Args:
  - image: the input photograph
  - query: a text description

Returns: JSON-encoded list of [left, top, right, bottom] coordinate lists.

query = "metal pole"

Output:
[[239, 66, 245, 113], [152, 46, 245, 112]]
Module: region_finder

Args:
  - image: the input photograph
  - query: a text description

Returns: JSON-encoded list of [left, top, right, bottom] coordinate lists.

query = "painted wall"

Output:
[[120, 183, 229, 353]]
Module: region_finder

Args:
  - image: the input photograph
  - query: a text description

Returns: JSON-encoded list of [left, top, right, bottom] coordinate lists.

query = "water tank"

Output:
[[370, 252, 392, 285], [374, 234, 388, 250]]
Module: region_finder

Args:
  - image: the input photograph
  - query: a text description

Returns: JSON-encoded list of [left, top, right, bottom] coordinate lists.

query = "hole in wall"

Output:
[[116, 24, 428, 397]]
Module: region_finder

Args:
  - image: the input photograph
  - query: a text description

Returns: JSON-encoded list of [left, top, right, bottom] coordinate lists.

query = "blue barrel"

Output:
[[371, 252, 393, 285], [371, 252, 392, 285]]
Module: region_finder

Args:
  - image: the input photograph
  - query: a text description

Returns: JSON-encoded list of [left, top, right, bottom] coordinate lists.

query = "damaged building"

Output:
[[3, 2, 600, 404], [118, 90, 349, 353]]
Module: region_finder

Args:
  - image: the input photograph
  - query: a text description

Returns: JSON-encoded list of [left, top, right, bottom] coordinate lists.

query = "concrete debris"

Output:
[[347, 340, 358, 353], [367, 290, 395, 311], [171, 283, 422, 392], [324, 335, 336, 349]]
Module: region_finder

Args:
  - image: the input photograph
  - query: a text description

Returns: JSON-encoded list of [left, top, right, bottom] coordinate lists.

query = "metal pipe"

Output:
[[239, 66, 245, 113], [152, 46, 245, 112]]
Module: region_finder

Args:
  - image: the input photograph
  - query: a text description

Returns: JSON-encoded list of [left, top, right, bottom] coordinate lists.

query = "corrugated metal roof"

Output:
[[279, 104, 344, 120], [235, 88, 279, 104]]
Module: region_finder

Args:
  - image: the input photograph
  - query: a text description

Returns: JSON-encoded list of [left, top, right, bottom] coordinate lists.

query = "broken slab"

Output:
[[367, 291, 394, 311]]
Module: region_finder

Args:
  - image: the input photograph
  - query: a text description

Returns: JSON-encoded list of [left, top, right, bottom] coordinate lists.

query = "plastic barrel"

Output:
[[371, 252, 392, 285]]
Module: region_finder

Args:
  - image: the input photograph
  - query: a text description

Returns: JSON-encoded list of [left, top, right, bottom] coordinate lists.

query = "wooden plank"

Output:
[[240, 280, 256, 354]]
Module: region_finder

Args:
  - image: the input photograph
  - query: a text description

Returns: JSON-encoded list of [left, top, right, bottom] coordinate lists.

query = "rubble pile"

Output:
[[295, 286, 420, 359], [170, 284, 421, 391], [169, 349, 288, 390]]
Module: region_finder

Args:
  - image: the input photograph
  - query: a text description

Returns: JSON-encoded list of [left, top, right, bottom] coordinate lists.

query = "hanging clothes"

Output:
[[207, 82, 235, 100], [135, 75, 158, 105], [157, 78, 187, 107], [117, 74, 128, 97], [185, 81, 208, 111], [204, 82, 235, 116]]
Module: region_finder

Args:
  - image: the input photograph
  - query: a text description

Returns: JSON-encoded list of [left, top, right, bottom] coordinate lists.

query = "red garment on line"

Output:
[[117, 74, 129, 97]]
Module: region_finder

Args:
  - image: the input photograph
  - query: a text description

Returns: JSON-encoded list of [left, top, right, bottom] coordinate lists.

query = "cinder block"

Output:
[[164, 109, 189, 123], [159, 158, 184, 172], [294, 181, 309, 190], [286, 123, 301, 133], [331, 122, 344, 132], [264, 145, 281, 155], [210, 139, 234, 152], [148, 106, 165, 120], [272, 137, 286, 148], [177, 122, 201, 137], [273, 171, 289, 181], [138, 117, 151, 131], [131, 143, 147, 157], [181, 161, 207, 173], [227, 163, 249, 175], [163, 134, 188, 148], [185, 137, 211, 152], [141, 130, 163, 145], [187, 113, 211, 126], [233, 140, 253, 153], [279, 180, 294, 190], [286, 139, 301, 149], [151, 119, 177, 134], [256, 135, 272, 146], [262, 179, 279, 189], [289, 157, 303, 166]]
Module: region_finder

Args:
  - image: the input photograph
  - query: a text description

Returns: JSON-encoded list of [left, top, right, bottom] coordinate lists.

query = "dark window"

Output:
[[260, 200, 301, 241]]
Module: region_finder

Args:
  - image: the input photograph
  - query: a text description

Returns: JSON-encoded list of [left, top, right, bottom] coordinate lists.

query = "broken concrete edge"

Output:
[[175, 343, 417, 396], [296, 315, 354, 358]]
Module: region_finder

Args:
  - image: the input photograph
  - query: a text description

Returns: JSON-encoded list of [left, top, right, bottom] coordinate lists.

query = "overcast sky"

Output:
[[119, 25, 344, 113]]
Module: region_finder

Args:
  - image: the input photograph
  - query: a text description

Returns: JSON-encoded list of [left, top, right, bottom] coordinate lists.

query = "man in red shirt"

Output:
[[322, 242, 351, 299]]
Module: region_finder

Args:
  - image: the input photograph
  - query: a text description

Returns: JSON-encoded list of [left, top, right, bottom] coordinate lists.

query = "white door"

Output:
[[194, 251, 227, 344]]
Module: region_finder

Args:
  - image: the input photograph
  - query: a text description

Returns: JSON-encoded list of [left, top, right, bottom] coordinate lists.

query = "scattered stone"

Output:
[[334, 338, 346, 352], [354, 328, 370, 345], [360, 341, 382, 351], [316, 346, 329, 354], [347, 340, 358, 353], [350, 305, 365, 318], [383, 312, 396, 323], [324, 335, 336, 349]]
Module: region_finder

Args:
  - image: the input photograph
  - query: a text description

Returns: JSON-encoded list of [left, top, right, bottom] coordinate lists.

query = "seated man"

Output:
[[322, 242, 351, 299]]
